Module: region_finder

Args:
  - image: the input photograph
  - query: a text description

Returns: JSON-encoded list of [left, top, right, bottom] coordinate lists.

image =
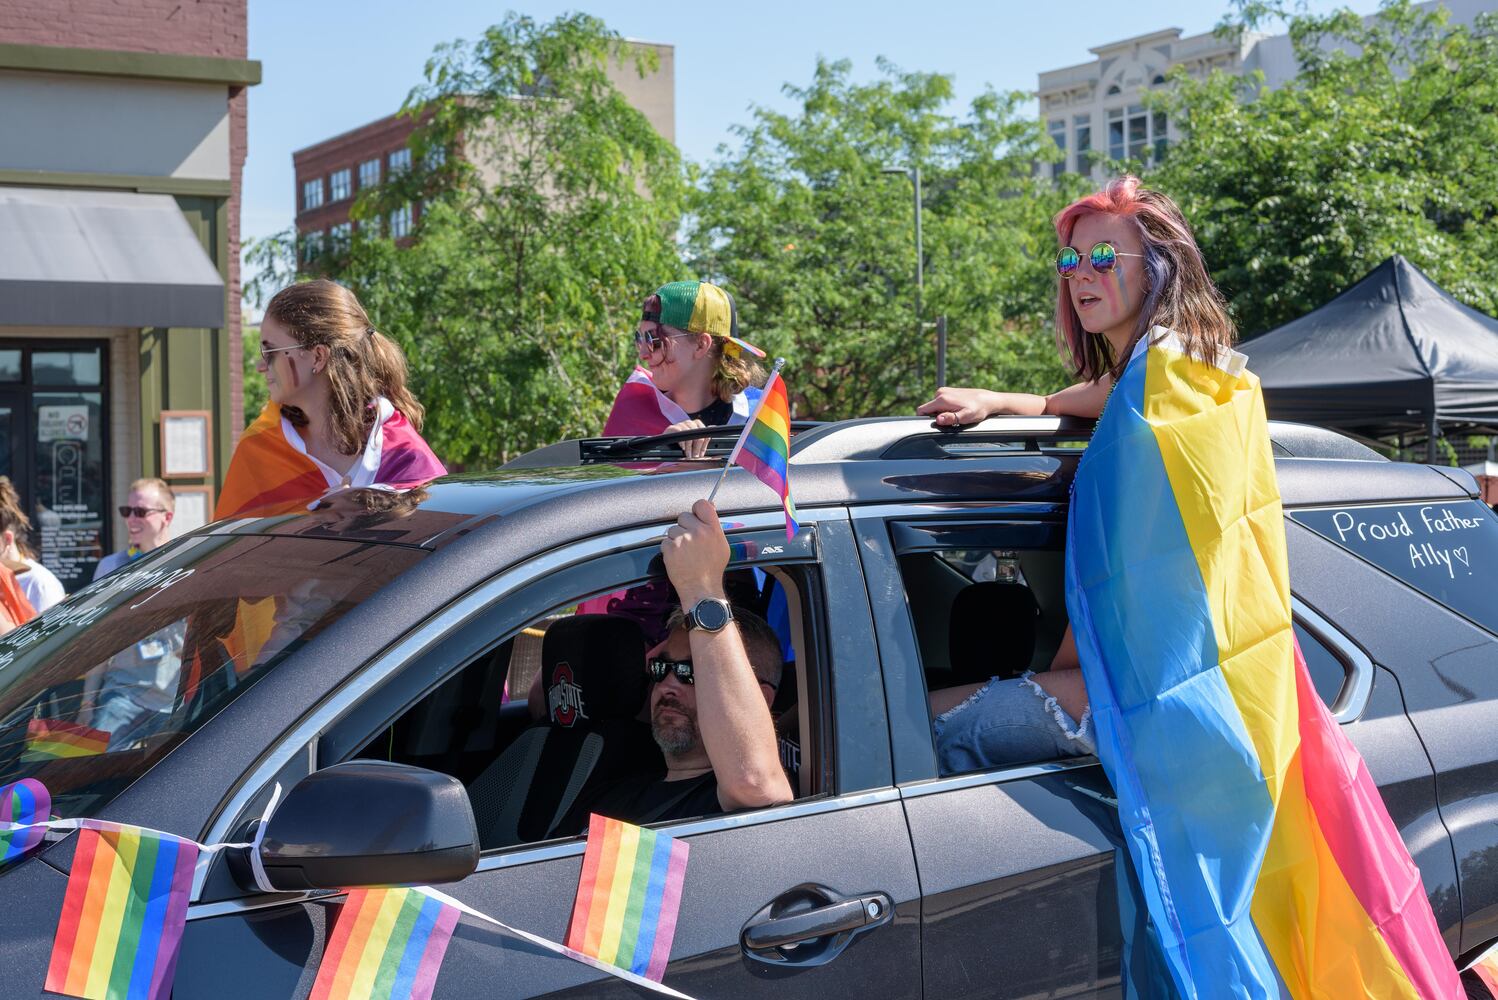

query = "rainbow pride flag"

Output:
[[46, 825, 197, 1000], [309, 887, 460, 1000], [216, 399, 444, 520], [1067, 328, 1460, 998], [565, 814, 689, 982], [1, 777, 50, 862], [724, 366, 798, 540], [22, 718, 110, 760]]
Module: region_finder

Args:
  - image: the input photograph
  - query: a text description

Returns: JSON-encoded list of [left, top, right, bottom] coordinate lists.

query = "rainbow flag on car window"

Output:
[[309, 887, 460, 1000], [565, 815, 689, 982], [724, 365, 799, 540], [45, 825, 198, 1000], [1067, 327, 1461, 999], [21, 718, 110, 760], [0, 777, 51, 862]]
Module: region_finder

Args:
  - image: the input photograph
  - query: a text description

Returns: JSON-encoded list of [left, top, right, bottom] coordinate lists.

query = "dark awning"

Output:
[[0, 186, 225, 328]]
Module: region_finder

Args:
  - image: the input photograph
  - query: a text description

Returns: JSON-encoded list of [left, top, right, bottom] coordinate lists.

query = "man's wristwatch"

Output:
[[683, 597, 734, 633]]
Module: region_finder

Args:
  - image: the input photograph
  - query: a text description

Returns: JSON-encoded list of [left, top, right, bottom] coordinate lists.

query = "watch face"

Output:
[[694, 599, 731, 631]]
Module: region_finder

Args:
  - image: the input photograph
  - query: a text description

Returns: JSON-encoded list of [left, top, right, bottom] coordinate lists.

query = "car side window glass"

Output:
[[338, 551, 821, 853], [1289, 499, 1498, 635], [1294, 620, 1347, 709]]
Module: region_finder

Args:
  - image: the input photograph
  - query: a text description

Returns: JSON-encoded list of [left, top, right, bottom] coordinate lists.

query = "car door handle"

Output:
[[742, 892, 892, 952]]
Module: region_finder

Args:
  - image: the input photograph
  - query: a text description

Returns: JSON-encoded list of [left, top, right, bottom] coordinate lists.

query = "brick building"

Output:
[[293, 40, 674, 254], [0, 1, 259, 588]]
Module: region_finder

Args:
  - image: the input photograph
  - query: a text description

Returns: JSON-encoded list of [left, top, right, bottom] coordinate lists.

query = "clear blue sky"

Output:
[[242, 0, 1381, 284]]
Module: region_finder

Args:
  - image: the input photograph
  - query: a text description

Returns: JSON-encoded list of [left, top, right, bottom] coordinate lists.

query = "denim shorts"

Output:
[[933, 671, 1095, 774]]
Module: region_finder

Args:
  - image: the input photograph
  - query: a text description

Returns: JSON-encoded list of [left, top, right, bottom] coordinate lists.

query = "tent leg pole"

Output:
[[1428, 416, 1440, 464]]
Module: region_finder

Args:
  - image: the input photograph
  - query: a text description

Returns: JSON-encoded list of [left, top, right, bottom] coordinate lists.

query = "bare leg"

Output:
[[928, 681, 987, 718], [1029, 669, 1088, 725]]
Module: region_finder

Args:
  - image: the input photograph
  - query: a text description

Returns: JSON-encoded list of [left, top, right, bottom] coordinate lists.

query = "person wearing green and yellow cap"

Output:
[[604, 280, 768, 458]]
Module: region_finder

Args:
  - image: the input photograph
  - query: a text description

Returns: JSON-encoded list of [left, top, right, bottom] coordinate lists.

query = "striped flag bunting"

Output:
[[45, 825, 197, 1000], [0, 777, 50, 861], [723, 362, 798, 540], [22, 717, 110, 760], [565, 814, 689, 982], [309, 887, 460, 1000]]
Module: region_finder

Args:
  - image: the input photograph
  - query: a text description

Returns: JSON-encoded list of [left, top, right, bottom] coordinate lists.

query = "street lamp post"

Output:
[[882, 165, 926, 384]]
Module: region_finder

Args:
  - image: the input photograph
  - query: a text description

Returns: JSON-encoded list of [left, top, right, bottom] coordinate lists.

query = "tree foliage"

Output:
[[1148, 0, 1498, 336], [687, 59, 1078, 419], [249, 13, 684, 465]]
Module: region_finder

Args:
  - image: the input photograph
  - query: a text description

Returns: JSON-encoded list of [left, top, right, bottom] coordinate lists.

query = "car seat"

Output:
[[946, 582, 1040, 686], [465, 615, 663, 849]]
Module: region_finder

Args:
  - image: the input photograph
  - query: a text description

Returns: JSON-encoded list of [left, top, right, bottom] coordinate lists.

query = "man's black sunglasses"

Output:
[[119, 505, 168, 518], [647, 658, 777, 691]]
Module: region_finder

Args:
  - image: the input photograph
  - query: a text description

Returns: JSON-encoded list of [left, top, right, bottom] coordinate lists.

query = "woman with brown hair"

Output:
[[0, 476, 63, 610], [216, 279, 445, 519]]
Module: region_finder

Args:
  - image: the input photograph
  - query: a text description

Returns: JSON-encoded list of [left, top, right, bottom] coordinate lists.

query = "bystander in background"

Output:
[[93, 478, 175, 581]]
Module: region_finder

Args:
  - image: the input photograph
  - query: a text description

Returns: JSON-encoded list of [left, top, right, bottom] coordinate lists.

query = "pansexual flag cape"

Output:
[[46, 825, 198, 1000], [602, 367, 762, 437], [565, 814, 689, 982], [725, 368, 798, 540], [215, 399, 445, 520], [309, 887, 460, 1000], [1065, 327, 1460, 998], [21, 718, 110, 760]]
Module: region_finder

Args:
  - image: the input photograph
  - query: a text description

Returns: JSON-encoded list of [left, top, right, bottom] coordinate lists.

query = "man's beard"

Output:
[[651, 702, 698, 756]]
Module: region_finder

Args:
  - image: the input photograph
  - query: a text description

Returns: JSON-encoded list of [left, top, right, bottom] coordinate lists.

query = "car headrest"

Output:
[[540, 615, 649, 728], [948, 582, 1038, 685]]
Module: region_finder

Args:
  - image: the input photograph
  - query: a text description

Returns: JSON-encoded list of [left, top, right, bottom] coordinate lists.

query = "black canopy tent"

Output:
[[1237, 255, 1498, 460]]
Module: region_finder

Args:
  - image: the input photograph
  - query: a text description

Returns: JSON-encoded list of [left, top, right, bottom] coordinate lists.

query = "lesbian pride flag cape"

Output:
[[602, 367, 761, 437], [216, 399, 444, 520], [1066, 327, 1460, 999]]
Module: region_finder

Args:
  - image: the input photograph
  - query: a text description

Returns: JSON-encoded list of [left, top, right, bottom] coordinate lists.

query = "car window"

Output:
[[326, 533, 822, 852], [0, 533, 423, 821], [1289, 499, 1498, 635], [1295, 620, 1346, 709]]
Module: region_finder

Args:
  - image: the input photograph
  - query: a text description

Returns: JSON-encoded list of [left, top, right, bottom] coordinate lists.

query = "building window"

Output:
[[301, 230, 325, 262], [1106, 84, 1121, 96], [329, 168, 352, 202], [359, 158, 381, 189], [1152, 110, 1169, 160], [360, 215, 380, 238], [1074, 114, 1092, 172], [330, 222, 352, 248], [1048, 119, 1067, 179], [389, 203, 412, 238], [1152, 74, 1167, 86], [1127, 104, 1149, 160], [302, 178, 323, 212], [426, 145, 447, 170], [1107, 107, 1125, 161], [388, 148, 412, 175]]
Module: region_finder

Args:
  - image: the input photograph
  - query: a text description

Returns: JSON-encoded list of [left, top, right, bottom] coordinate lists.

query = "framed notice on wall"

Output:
[[160, 410, 212, 479], [169, 485, 214, 538]]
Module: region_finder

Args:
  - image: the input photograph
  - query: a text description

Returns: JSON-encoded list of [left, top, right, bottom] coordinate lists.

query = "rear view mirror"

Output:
[[247, 760, 479, 891]]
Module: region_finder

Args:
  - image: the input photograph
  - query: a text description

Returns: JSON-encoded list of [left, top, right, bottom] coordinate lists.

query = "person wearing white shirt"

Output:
[[0, 475, 64, 611]]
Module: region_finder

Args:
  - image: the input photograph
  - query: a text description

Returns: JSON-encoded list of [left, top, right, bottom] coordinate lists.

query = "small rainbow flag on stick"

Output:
[[309, 887, 461, 1000], [709, 358, 799, 539], [22, 718, 110, 760], [46, 825, 198, 1000], [565, 814, 689, 982], [1, 777, 51, 862]]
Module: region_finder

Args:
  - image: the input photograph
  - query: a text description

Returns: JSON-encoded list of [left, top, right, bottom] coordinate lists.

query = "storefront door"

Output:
[[0, 341, 110, 592]]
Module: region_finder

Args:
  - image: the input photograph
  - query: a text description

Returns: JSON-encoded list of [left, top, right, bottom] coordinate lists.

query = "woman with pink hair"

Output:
[[919, 174, 1236, 767]]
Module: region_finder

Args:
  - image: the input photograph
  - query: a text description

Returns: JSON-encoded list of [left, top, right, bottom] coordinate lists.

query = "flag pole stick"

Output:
[[707, 357, 785, 506]]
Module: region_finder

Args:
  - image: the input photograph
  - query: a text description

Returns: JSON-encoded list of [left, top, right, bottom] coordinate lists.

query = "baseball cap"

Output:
[[645, 280, 765, 358]]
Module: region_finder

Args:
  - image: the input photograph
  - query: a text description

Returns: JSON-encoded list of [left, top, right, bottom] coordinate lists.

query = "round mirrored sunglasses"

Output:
[[633, 323, 694, 361], [1056, 242, 1145, 279]]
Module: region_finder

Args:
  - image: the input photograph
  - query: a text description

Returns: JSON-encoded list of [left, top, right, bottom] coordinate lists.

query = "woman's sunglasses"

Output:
[[1056, 242, 1144, 279], [647, 657, 778, 692], [634, 322, 694, 360]]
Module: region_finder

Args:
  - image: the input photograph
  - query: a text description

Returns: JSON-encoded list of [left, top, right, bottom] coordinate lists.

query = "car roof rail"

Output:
[[1265, 421, 1388, 461], [789, 415, 1097, 462], [502, 421, 825, 469]]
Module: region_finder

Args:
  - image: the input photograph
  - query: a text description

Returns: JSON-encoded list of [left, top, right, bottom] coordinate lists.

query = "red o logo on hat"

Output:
[[547, 662, 588, 727]]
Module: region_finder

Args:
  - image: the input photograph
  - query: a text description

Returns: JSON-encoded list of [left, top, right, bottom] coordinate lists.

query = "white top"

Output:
[[280, 397, 393, 490], [17, 557, 64, 611]]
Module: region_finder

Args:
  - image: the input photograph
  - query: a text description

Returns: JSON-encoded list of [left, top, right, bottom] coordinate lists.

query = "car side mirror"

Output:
[[246, 760, 479, 892]]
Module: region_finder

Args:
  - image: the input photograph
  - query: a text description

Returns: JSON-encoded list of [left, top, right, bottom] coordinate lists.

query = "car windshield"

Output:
[[0, 532, 424, 821]]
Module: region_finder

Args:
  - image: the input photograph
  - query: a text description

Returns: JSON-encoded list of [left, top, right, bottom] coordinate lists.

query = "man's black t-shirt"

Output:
[[560, 770, 721, 836], [687, 398, 733, 426]]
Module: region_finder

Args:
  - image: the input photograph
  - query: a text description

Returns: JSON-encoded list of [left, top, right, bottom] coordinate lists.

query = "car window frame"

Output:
[[192, 506, 864, 905]]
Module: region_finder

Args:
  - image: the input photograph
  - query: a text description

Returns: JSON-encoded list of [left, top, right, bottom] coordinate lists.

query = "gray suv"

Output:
[[1, 416, 1495, 998]]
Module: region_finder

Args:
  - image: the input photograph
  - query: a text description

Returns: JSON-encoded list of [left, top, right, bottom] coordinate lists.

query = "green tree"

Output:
[[241, 324, 267, 428], [249, 13, 684, 466], [1147, 0, 1498, 336], [687, 59, 1077, 420]]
